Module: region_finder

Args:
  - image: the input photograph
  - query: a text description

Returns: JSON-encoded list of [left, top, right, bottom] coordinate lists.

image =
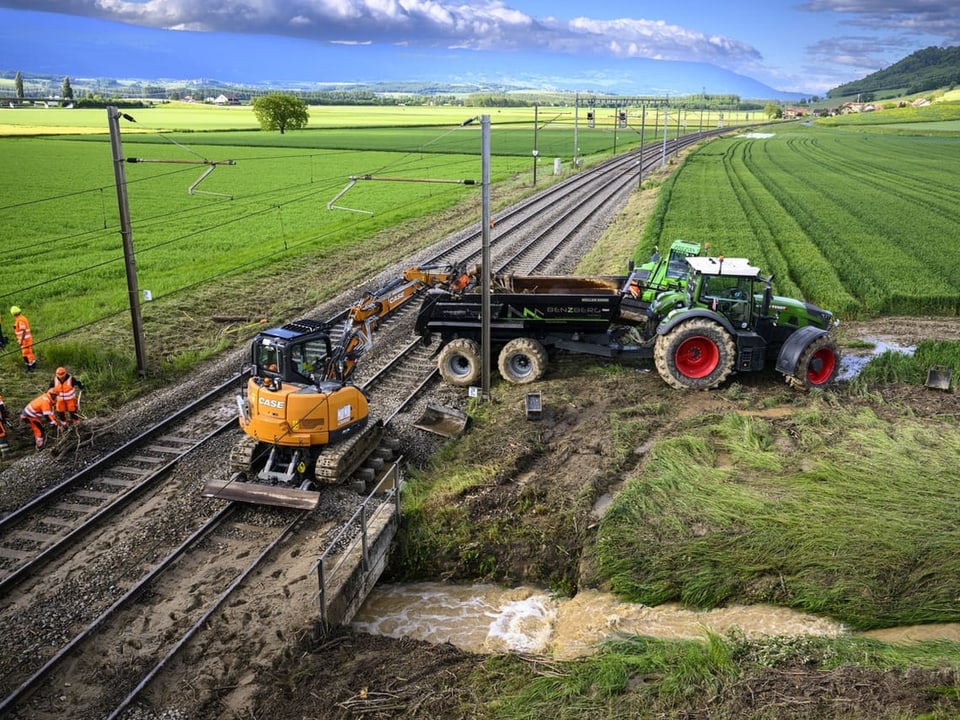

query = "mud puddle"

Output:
[[839, 337, 914, 380]]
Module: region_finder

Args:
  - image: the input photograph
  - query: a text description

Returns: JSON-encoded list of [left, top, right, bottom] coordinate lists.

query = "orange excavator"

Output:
[[202, 265, 466, 509]]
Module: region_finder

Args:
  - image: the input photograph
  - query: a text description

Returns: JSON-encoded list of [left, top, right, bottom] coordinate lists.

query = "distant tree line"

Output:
[[0, 69, 773, 111]]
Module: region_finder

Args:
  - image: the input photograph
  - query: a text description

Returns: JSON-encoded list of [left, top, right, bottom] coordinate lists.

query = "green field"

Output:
[[0, 102, 735, 370], [640, 125, 960, 317], [3, 102, 959, 417], [0, 104, 666, 405], [0, 101, 734, 134]]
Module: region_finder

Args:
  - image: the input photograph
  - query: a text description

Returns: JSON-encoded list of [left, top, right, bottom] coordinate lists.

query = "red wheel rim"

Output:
[[806, 347, 836, 385], [674, 335, 720, 378]]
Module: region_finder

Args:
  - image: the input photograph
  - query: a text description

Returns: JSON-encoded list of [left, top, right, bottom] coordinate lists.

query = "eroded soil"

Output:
[[4, 308, 958, 720], [243, 325, 960, 720]]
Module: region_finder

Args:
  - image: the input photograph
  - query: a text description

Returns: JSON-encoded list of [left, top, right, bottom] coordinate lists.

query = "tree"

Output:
[[763, 102, 783, 119], [15, 71, 23, 99], [252, 93, 309, 134], [61, 76, 74, 100]]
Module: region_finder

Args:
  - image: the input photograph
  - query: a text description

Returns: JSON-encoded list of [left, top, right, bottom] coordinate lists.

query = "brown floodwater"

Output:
[[352, 583, 851, 659]]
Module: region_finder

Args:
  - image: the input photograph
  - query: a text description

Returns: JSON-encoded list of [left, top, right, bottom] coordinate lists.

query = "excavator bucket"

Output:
[[413, 403, 468, 438], [201, 476, 322, 510], [925, 365, 953, 391]]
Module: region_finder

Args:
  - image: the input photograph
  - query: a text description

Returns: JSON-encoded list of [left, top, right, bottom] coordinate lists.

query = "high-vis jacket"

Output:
[[22, 393, 57, 426], [51, 373, 83, 412], [13, 314, 31, 348]]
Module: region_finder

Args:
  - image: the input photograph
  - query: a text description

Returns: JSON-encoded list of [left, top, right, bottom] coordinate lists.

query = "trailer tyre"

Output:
[[498, 337, 548, 385], [438, 338, 482, 387], [787, 335, 840, 390], [655, 318, 736, 390]]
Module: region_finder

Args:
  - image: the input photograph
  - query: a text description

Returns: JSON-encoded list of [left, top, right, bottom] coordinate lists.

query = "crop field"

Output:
[[641, 124, 960, 317]]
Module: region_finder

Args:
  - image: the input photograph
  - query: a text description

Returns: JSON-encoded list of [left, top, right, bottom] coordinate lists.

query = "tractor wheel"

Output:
[[787, 335, 840, 390], [438, 338, 482, 387], [498, 337, 548, 385], [654, 318, 736, 390]]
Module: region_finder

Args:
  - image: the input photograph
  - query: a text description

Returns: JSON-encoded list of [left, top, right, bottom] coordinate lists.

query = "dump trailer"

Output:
[[416, 253, 840, 391], [415, 269, 662, 387], [202, 266, 464, 509]]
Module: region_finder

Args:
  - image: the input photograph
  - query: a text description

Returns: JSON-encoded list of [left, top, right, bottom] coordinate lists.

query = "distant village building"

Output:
[[838, 101, 879, 114]]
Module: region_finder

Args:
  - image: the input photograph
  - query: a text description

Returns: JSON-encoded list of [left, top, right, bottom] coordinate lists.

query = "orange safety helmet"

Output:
[[56, 367, 68, 379]]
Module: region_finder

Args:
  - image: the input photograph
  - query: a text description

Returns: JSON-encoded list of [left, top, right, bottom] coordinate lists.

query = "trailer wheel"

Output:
[[438, 338, 482, 387], [787, 335, 840, 390], [655, 318, 736, 390], [498, 337, 548, 385]]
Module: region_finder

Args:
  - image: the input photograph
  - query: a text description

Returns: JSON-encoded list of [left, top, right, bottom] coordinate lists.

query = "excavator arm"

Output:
[[323, 263, 473, 383]]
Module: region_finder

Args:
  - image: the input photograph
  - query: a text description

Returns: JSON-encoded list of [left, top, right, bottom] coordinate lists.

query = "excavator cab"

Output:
[[250, 319, 333, 385], [203, 319, 381, 510]]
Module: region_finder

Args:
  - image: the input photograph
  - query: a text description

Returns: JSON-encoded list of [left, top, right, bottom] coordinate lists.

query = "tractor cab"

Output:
[[688, 257, 763, 330]]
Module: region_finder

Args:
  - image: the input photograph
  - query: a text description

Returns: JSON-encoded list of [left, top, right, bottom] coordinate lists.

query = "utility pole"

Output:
[[613, 105, 618, 155], [107, 107, 148, 378], [638, 103, 646, 188], [699, 87, 705, 135], [661, 104, 669, 169], [480, 114, 492, 402], [532, 103, 539, 186], [573, 92, 579, 168]]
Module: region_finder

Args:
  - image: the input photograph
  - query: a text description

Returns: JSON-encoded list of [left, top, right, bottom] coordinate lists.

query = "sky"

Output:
[[0, 1, 957, 95]]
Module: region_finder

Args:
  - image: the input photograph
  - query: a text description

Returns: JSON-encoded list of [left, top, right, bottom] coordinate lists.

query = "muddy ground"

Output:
[[1, 317, 958, 719], [242, 316, 960, 720]]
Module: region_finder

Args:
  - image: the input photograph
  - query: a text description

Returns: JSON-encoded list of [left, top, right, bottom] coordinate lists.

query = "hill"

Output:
[[828, 45, 960, 100]]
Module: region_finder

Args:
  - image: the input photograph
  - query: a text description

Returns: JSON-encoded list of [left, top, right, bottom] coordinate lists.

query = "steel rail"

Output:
[[0, 417, 237, 595], [0, 503, 237, 714], [105, 510, 306, 720]]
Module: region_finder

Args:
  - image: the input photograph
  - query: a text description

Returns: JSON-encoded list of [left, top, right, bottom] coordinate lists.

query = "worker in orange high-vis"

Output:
[[21, 390, 60, 450], [50, 366, 85, 425], [11, 306, 37, 371], [0, 393, 10, 457]]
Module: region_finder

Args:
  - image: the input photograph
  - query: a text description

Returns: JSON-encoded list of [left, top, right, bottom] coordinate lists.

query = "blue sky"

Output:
[[0, 1, 956, 95]]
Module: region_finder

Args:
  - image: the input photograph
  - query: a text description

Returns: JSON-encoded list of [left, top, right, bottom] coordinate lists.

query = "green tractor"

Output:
[[652, 256, 840, 390]]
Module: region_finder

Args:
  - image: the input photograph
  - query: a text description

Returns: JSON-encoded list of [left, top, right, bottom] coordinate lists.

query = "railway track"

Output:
[[0, 380, 240, 594], [0, 127, 729, 718]]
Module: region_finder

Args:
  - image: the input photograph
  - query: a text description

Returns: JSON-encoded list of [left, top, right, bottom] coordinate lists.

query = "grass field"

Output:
[[0, 101, 739, 135], [2, 102, 958, 420], [1, 103, 667, 412], [0, 102, 740, 376], [639, 124, 960, 316]]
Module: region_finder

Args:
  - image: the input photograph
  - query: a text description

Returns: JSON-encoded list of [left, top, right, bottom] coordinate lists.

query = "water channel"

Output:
[[352, 582, 960, 658]]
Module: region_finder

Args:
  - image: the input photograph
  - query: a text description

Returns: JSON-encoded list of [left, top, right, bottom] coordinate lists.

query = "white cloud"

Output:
[[0, 0, 763, 71]]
